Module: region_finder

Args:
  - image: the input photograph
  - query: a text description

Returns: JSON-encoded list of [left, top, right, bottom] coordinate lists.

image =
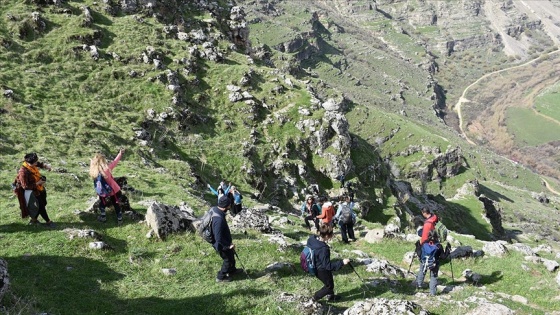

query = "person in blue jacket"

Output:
[[307, 224, 350, 302], [207, 181, 231, 202], [212, 195, 241, 282], [230, 186, 243, 216]]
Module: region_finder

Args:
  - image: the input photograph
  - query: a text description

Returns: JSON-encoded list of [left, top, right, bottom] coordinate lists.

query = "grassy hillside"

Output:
[[1, 1, 560, 314]]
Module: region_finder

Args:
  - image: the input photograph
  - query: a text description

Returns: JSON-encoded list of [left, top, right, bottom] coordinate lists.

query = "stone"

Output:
[[162, 268, 177, 276], [145, 201, 197, 240], [0, 258, 9, 304], [265, 262, 294, 272], [89, 241, 106, 249], [231, 208, 272, 233], [363, 228, 384, 244], [343, 298, 429, 315], [321, 98, 342, 111], [506, 243, 535, 256], [556, 270, 560, 287], [465, 302, 514, 315], [64, 228, 101, 240], [482, 241, 508, 257], [364, 258, 405, 278], [542, 258, 559, 272]]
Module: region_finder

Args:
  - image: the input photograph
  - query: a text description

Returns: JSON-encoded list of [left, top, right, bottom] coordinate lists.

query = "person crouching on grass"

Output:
[[307, 223, 350, 302]]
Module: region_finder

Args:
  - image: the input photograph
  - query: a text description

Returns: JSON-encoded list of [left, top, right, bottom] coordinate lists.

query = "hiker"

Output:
[[317, 201, 335, 227], [207, 182, 231, 202], [301, 195, 321, 231], [16, 152, 56, 227], [416, 230, 447, 295], [230, 186, 243, 216], [212, 195, 241, 282], [307, 223, 350, 302], [89, 149, 125, 225], [333, 195, 356, 243], [419, 207, 438, 245]]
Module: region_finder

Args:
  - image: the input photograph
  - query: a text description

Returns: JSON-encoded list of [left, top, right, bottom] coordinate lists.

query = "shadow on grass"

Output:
[[4, 253, 272, 314]]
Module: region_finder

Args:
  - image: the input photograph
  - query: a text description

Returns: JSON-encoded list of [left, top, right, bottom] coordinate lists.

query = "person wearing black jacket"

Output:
[[212, 195, 240, 282], [307, 224, 350, 302]]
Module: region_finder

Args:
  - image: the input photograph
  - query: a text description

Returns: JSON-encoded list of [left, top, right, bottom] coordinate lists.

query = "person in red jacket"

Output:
[[419, 207, 438, 245]]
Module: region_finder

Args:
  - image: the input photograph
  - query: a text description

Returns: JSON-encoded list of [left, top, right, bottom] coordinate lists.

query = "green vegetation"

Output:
[[505, 108, 560, 146], [535, 82, 560, 122], [1, 0, 560, 314]]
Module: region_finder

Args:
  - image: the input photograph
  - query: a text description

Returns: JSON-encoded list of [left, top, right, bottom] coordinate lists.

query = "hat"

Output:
[[24, 153, 38, 164], [218, 195, 231, 208], [305, 195, 313, 200]]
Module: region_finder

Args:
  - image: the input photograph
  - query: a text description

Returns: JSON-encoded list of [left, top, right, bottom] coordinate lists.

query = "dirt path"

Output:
[[541, 178, 560, 196], [454, 48, 560, 145]]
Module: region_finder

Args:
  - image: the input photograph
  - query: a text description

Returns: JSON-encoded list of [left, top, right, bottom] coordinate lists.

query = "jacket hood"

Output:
[[307, 235, 328, 251]]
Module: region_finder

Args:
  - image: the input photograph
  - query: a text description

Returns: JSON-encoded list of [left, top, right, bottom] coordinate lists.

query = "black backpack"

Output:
[[197, 207, 220, 244], [340, 204, 353, 224]]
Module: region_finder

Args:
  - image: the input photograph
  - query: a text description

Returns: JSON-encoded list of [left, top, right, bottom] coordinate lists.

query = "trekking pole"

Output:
[[449, 257, 454, 282], [348, 262, 371, 294], [407, 252, 416, 275], [233, 250, 251, 280]]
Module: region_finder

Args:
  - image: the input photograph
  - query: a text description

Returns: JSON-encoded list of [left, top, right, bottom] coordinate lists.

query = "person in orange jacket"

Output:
[[317, 201, 335, 226]]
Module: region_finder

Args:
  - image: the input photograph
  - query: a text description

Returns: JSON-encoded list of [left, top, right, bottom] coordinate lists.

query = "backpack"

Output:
[[197, 207, 220, 244], [94, 174, 113, 197], [421, 242, 440, 272], [339, 204, 353, 224], [300, 246, 317, 276], [434, 221, 448, 243]]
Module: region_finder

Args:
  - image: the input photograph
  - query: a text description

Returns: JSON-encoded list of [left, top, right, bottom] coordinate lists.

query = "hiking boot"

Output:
[[216, 277, 231, 283], [327, 295, 341, 302], [97, 215, 107, 223], [117, 217, 123, 226], [28, 219, 39, 226], [44, 221, 57, 228], [228, 268, 243, 275]]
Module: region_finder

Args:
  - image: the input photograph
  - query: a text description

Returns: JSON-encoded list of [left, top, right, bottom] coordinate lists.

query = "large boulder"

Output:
[[364, 229, 384, 244], [343, 298, 429, 315], [145, 201, 197, 240], [0, 258, 9, 304], [231, 208, 272, 233], [506, 243, 535, 256]]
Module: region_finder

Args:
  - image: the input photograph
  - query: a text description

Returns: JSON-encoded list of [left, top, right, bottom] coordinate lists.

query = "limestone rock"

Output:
[[364, 229, 384, 244], [0, 258, 9, 304], [482, 241, 508, 257], [506, 243, 535, 256], [231, 208, 272, 233], [542, 258, 559, 272], [145, 201, 197, 240], [343, 298, 429, 315], [465, 302, 514, 315]]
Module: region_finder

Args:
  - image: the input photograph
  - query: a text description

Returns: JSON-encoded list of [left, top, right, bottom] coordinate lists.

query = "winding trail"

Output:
[[453, 49, 560, 196], [454, 48, 560, 145]]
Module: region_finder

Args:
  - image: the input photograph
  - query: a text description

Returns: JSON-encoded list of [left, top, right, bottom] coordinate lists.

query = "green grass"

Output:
[[505, 107, 560, 146], [535, 82, 560, 122], [1, 1, 560, 314]]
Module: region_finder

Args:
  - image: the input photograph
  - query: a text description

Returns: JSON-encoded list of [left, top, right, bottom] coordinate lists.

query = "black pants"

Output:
[[99, 193, 122, 219], [304, 215, 320, 230], [314, 269, 335, 300], [217, 248, 236, 280], [34, 190, 51, 222], [232, 203, 242, 216], [340, 222, 355, 242]]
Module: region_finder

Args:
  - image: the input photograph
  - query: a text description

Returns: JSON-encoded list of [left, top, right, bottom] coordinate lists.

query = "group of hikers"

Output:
[[12, 151, 449, 302], [13, 149, 127, 227]]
